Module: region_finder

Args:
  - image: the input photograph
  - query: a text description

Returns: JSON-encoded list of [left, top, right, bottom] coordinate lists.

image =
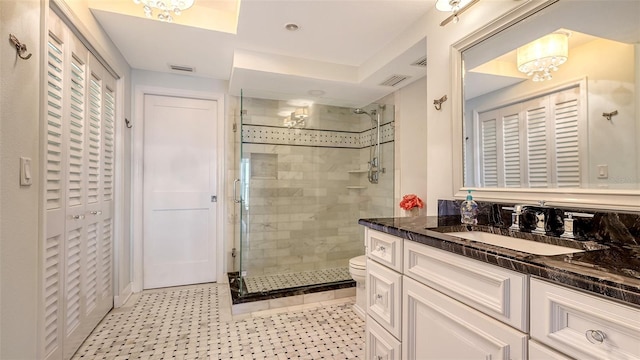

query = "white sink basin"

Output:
[[444, 231, 585, 256]]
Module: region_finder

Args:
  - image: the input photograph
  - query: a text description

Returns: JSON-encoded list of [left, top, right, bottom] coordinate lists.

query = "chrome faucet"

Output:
[[503, 201, 547, 234]]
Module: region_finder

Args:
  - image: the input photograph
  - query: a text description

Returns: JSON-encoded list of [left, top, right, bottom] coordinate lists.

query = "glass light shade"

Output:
[[435, 0, 474, 12], [292, 107, 308, 120], [517, 33, 569, 82], [134, 0, 195, 22]]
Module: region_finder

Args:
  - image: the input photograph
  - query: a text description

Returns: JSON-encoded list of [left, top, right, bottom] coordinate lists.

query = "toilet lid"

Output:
[[349, 255, 366, 269]]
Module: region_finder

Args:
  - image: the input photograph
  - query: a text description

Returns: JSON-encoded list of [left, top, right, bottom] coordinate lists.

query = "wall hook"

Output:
[[125, 118, 133, 129], [602, 110, 618, 121], [433, 95, 448, 111], [9, 34, 32, 60]]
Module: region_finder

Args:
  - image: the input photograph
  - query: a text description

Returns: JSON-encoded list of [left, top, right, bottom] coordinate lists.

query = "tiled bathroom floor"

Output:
[[243, 267, 352, 293], [72, 282, 364, 359]]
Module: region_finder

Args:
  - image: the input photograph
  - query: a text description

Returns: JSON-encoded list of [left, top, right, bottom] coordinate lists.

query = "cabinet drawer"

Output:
[[531, 278, 640, 360], [367, 259, 402, 339], [404, 240, 528, 331], [529, 340, 573, 360], [367, 229, 403, 272], [366, 315, 401, 360], [402, 276, 527, 360]]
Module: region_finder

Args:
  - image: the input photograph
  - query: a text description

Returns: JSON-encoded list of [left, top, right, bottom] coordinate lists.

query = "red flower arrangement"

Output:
[[399, 194, 424, 211]]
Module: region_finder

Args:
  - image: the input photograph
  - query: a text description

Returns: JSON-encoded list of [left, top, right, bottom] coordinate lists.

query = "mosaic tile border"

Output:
[[242, 122, 394, 148], [244, 267, 352, 294]]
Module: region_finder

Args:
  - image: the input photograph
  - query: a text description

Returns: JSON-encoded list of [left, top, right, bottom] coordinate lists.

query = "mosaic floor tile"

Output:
[[72, 283, 364, 359], [243, 267, 351, 294]]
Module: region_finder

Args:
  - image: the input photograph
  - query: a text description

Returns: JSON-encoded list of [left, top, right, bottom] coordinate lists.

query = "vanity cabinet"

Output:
[[403, 276, 527, 359], [404, 240, 528, 331], [365, 229, 403, 359], [530, 278, 640, 360]]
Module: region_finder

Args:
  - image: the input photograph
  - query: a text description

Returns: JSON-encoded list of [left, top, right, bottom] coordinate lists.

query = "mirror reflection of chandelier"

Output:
[[517, 33, 569, 82], [133, 0, 195, 22]]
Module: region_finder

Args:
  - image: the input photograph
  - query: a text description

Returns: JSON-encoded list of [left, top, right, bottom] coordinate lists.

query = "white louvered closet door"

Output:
[[42, 9, 116, 360], [475, 85, 582, 189]]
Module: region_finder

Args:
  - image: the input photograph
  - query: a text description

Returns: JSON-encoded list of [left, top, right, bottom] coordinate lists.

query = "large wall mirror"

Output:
[[457, 0, 639, 202]]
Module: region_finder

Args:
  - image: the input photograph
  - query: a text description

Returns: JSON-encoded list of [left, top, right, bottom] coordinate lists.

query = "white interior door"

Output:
[[143, 95, 218, 289]]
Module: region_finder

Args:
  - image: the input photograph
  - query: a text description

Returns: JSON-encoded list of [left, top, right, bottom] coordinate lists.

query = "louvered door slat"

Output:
[[481, 118, 498, 187], [502, 113, 521, 187], [101, 218, 113, 298], [87, 76, 102, 204], [65, 228, 82, 334], [47, 35, 65, 211], [85, 223, 98, 313], [103, 88, 115, 202], [554, 98, 580, 187], [527, 106, 548, 188], [43, 234, 61, 357], [67, 54, 86, 208]]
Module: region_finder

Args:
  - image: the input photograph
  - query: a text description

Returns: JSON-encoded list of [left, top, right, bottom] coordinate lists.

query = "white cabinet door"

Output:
[[367, 228, 403, 273], [366, 316, 402, 360], [531, 278, 640, 360], [402, 276, 527, 360], [529, 340, 573, 360], [404, 240, 528, 331], [367, 259, 403, 339]]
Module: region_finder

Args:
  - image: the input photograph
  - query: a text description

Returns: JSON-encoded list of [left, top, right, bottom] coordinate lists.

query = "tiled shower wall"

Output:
[[239, 98, 394, 276]]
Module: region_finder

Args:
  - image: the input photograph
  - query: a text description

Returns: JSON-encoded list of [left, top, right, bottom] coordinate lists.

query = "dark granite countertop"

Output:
[[359, 216, 640, 308]]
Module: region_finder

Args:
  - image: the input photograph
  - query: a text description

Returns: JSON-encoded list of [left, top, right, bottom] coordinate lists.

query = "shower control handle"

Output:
[[233, 179, 241, 204]]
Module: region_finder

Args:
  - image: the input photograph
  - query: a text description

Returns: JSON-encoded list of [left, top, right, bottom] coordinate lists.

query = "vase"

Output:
[[406, 208, 420, 217]]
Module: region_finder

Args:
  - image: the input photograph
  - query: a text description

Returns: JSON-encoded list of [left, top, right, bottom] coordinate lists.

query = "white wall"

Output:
[[0, 0, 131, 357], [395, 77, 428, 215], [1, 2, 41, 357]]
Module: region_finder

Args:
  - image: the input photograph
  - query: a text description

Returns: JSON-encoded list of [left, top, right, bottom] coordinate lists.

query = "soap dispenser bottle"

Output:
[[460, 190, 479, 225]]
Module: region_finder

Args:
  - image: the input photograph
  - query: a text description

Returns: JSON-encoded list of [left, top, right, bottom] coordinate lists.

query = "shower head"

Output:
[[353, 108, 368, 115]]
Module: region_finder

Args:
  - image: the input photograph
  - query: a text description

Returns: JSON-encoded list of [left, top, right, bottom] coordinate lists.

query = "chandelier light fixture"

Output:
[[435, 0, 477, 25], [517, 33, 569, 82], [133, 0, 195, 22]]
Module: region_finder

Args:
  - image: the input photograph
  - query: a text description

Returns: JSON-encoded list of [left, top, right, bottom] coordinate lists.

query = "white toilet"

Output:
[[348, 255, 367, 320]]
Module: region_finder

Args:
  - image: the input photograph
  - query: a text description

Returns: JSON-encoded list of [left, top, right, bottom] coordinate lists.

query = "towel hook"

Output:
[[434, 95, 448, 111], [602, 110, 618, 121], [125, 118, 133, 129], [9, 34, 32, 60]]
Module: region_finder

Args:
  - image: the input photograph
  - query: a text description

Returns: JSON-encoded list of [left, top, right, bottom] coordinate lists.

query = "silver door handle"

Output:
[[71, 215, 85, 220], [89, 210, 102, 215], [233, 178, 241, 204]]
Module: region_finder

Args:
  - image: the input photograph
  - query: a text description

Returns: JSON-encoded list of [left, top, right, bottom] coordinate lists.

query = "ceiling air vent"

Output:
[[169, 64, 195, 72], [379, 74, 411, 87], [411, 56, 427, 67]]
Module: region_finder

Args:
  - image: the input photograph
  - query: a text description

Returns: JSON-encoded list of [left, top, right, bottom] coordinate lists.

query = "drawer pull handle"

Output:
[[89, 210, 102, 215], [586, 329, 606, 344], [71, 215, 85, 220], [376, 246, 386, 254], [376, 294, 383, 300], [377, 356, 384, 360]]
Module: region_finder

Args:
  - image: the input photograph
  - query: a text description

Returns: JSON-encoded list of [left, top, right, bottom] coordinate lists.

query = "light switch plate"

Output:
[[597, 164, 608, 179], [20, 157, 33, 186]]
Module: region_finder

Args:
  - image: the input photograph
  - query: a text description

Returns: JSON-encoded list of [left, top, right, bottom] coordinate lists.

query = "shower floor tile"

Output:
[[72, 283, 364, 359], [243, 267, 352, 294]]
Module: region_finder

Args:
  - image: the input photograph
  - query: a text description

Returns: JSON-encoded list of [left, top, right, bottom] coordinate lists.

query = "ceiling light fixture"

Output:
[[285, 23, 300, 31], [517, 32, 569, 82], [133, 0, 195, 22], [436, 0, 479, 26]]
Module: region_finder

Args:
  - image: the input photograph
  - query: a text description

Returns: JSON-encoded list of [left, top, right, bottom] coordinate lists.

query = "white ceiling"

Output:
[[90, 0, 435, 108]]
